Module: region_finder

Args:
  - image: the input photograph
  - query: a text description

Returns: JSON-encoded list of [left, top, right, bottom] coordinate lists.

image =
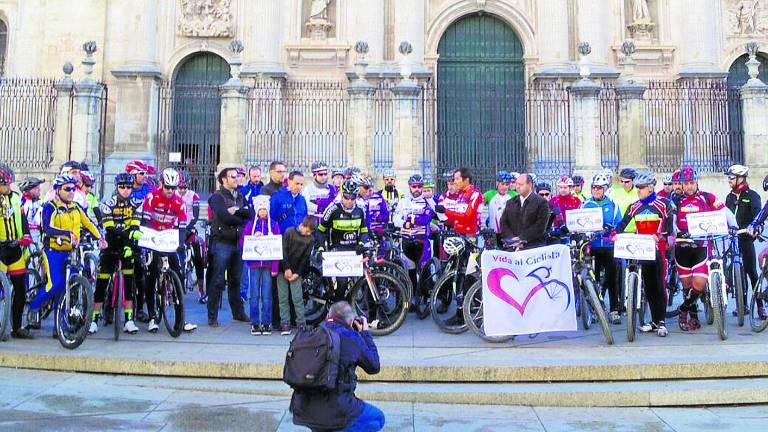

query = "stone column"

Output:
[[675, 0, 724, 77], [346, 80, 376, 174], [741, 45, 768, 178], [534, 0, 572, 76], [51, 65, 74, 169], [218, 41, 248, 172], [394, 0, 425, 64], [243, 0, 286, 76], [570, 79, 603, 176], [391, 80, 422, 192], [616, 82, 648, 171], [69, 42, 103, 168], [576, 0, 615, 73]]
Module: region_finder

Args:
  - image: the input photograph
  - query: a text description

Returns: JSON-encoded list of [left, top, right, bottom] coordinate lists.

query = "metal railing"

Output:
[[0, 78, 58, 170], [373, 80, 394, 173], [644, 80, 744, 173], [599, 84, 620, 172], [245, 80, 348, 174]]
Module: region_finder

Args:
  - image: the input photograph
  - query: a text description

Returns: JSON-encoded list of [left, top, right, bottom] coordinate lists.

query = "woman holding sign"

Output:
[[614, 172, 675, 337], [241, 197, 280, 336]]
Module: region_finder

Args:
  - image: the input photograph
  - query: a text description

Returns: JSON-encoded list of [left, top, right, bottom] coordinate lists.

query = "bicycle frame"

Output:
[[624, 261, 643, 313]]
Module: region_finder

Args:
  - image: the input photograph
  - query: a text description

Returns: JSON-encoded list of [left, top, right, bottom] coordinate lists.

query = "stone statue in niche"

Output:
[[632, 0, 652, 23], [627, 0, 655, 42], [177, 0, 233, 38], [733, 0, 762, 35], [306, 0, 334, 40]]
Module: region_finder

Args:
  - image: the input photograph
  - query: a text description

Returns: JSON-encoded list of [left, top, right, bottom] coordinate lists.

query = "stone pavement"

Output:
[[1, 367, 767, 432]]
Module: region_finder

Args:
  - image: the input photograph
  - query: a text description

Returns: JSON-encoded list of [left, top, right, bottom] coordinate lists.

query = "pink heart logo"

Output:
[[486, 268, 547, 316]]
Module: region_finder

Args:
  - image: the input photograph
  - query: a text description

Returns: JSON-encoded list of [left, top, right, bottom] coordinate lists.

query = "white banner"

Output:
[[613, 234, 656, 261], [686, 209, 729, 237], [242, 235, 283, 261], [322, 251, 364, 277], [481, 245, 576, 337], [138, 227, 179, 253], [565, 207, 604, 233]]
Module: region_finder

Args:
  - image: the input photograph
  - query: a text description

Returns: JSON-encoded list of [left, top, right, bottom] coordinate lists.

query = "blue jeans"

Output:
[[207, 241, 246, 321], [248, 267, 272, 326], [240, 264, 249, 301], [342, 402, 385, 432]]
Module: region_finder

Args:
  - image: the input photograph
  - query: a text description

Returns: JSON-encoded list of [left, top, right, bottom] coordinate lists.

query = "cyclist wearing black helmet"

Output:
[[610, 168, 640, 217], [19, 177, 46, 247]]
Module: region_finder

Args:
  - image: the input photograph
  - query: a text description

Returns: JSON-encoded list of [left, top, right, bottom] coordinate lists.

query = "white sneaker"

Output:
[[148, 319, 159, 333], [88, 321, 98, 334], [123, 320, 139, 334], [369, 320, 380, 330], [183, 322, 197, 332], [657, 325, 668, 337], [639, 322, 656, 333]]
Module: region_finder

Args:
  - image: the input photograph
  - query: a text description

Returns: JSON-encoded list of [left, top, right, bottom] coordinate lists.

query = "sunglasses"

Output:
[[316, 172, 328, 177], [117, 185, 132, 190], [62, 186, 76, 192], [636, 185, 650, 190], [727, 176, 738, 181], [539, 192, 551, 197], [342, 193, 357, 200], [620, 179, 633, 184], [591, 185, 604, 190], [410, 185, 423, 189], [663, 182, 673, 186], [163, 185, 178, 190]]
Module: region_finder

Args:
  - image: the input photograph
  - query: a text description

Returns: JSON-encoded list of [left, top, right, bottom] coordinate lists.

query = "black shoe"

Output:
[[11, 328, 34, 339], [262, 324, 273, 335], [135, 310, 150, 323], [208, 318, 219, 327], [233, 314, 250, 323]]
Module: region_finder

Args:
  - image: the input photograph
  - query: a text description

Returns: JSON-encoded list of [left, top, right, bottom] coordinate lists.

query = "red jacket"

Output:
[[141, 191, 188, 231], [444, 186, 483, 235], [550, 194, 582, 229]]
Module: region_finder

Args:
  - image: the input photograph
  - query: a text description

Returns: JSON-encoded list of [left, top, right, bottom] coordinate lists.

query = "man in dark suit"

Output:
[[499, 173, 551, 248]]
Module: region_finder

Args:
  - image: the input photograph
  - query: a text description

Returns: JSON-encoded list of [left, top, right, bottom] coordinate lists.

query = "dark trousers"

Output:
[[739, 236, 759, 307], [641, 252, 666, 325], [592, 247, 619, 312], [145, 252, 180, 321], [10, 273, 27, 331], [207, 241, 246, 321]]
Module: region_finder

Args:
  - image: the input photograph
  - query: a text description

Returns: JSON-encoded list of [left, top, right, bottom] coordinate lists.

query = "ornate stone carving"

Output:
[[728, 0, 768, 36], [177, 0, 233, 38], [627, 0, 655, 42], [305, 0, 334, 40]]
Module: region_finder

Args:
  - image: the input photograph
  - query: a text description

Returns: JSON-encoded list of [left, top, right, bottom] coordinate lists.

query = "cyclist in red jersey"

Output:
[[550, 176, 582, 230], [434, 168, 482, 236]]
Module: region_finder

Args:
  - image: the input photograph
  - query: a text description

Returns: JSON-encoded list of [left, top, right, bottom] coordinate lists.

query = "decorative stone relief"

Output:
[[177, 0, 233, 38], [728, 0, 768, 36], [626, 0, 655, 42], [304, 0, 335, 40]]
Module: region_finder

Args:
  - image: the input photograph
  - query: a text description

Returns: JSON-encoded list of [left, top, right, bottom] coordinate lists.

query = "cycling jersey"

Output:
[[581, 196, 622, 248], [304, 180, 337, 219], [318, 203, 369, 250], [443, 186, 483, 236], [131, 183, 153, 203], [393, 195, 435, 239], [487, 193, 512, 233], [360, 191, 389, 235], [726, 183, 762, 229], [550, 194, 582, 229], [610, 186, 639, 217], [675, 191, 724, 236], [382, 187, 401, 212], [616, 193, 674, 237], [41, 198, 102, 251], [179, 189, 201, 225], [21, 192, 43, 231], [141, 191, 187, 231], [43, 186, 88, 209], [101, 194, 143, 239]]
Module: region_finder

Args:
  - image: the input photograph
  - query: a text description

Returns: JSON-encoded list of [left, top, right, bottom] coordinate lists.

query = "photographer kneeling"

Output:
[[290, 301, 384, 432]]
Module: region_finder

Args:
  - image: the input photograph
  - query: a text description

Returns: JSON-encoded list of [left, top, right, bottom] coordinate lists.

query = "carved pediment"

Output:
[[177, 0, 233, 38]]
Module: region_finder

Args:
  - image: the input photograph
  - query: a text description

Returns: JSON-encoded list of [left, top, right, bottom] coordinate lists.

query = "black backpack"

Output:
[[283, 323, 341, 392]]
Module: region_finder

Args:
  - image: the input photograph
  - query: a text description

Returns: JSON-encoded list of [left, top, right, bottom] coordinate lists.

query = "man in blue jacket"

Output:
[[581, 173, 623, 324], [270, 171, 308, 234], [291, 301, 384, 432]]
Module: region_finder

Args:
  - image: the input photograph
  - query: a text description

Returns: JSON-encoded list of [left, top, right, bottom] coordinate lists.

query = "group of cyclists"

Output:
[[2, 154, 768, 345]]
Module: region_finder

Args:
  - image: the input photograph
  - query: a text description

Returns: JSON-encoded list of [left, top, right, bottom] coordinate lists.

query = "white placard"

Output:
[[169, 152, 182, 163], [138, 227, 179, 253], [565, 207, 604, 233], [322, 251, 363, 277], [613, 234, 656, 261], [242, 234, 283, 261], [481, 245, 576, 337], [686, 209, 729, 237]]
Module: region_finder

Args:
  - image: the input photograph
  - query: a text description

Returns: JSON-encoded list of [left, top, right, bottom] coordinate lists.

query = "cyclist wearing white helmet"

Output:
[[550, 176, 582, 231], [581, 173, 623, 324], [658, 173, 675, 199], [394, 174, 436, 290], [726, 164, 763, 318], [304, 162, 337, 221], [381, 169, 401, 211]]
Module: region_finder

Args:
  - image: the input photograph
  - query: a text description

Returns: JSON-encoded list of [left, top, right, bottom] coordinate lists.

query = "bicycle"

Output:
[[78, 234, 100, 290], [371, 230, 413, 303], [723, 231, 748, 327], [140, 247, 185, 338], [102, 250, 130, 341], [568, 231, 613, 345], [748, 233, 768, 332], [0, 243, 13, 340], [410, 228, 452, 320]]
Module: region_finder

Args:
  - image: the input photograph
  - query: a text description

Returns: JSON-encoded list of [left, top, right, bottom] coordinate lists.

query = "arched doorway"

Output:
[[727, 53, 768, 86], [725, 54, 766, 165], [168, 52, 230, 194], [436, 13, 525, 190]]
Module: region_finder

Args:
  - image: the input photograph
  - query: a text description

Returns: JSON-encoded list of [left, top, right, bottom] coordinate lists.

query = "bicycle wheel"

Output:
[[161, 271, 185, 338], [372, 260, 412, 303], [56, 275, 93, 350], [710, 271, 727, 340], [749, 273, 768, 332], [349, 270, 408, 336], [414, 257, 440, 320], [583, 275, 614, 345], [302, 267, 328, 326], [113, 273, 123, 341], [704, 289, 714, 326], [0, 272, 13, 341], [580, 282, 592, 331], [430, 269, 475, 334], [462, 280, 514, 343], [83, 253, 99, 289], [625, 269, 640, 342], [732, 261, 746, 327]]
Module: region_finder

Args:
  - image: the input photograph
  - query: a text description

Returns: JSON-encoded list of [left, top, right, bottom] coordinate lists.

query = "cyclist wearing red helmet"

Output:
[[550, 176, 582, 230], [126, 160, 153, 203]]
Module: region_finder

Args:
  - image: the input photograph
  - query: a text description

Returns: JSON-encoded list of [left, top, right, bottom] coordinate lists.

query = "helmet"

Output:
[[161, 168, 180, 187], [179, 171, 192, 188], [556, 176, 574, 187], [496, 171, 512, 183], [356, 173, 374, 188], [343, 167, 354, 178], [331, 168, 344, 177], [443, 236, 466, 257], [235, 167, 246, 176], [408, 174, 425, 186], [0, 162, 15, 185], [17, 177, 45, 192], [633, 171, 656, 187], [591, 174, 610, 188], [441, 171, 454, 182], [114, 173, 134, 186], [311, 161, 329, 173], [350, 171, 365, 185], [571, 175, 585, 186], [619, 168, 637, 180], [510, 171, 520, 181], [763, 174, 768, 192], [423, 177, 435, 189], [59, 160, 81, 175], [662, 173, 673, 185], [147, 164, 157, 175], [726, 164, 749, 178], [671, 169, 681, 182], [529, 173, 538, 183], [536, 182, 552, 193], [341, 179, 360, 196], [382, 169, 396, 179], [679, 166, 698, 182], [80, 171, 95, 187], [52, 175, 78, 189], [125, 160, 148, 175]]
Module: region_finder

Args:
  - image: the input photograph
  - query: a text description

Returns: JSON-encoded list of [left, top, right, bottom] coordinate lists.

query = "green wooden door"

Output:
[[171, 52, 230, 194], [436, 13, 525, 190]]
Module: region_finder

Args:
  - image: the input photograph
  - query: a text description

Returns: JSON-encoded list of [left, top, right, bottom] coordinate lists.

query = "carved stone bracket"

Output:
[[177, 0, 233, 38]]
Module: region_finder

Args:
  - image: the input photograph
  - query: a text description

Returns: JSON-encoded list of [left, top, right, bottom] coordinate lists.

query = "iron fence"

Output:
[[599, 84, 620, 172], [245, 80, 348, 174], [0, 78, 58, 170], [644, 80, 744, 173], [373, 80, 394, 173]]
